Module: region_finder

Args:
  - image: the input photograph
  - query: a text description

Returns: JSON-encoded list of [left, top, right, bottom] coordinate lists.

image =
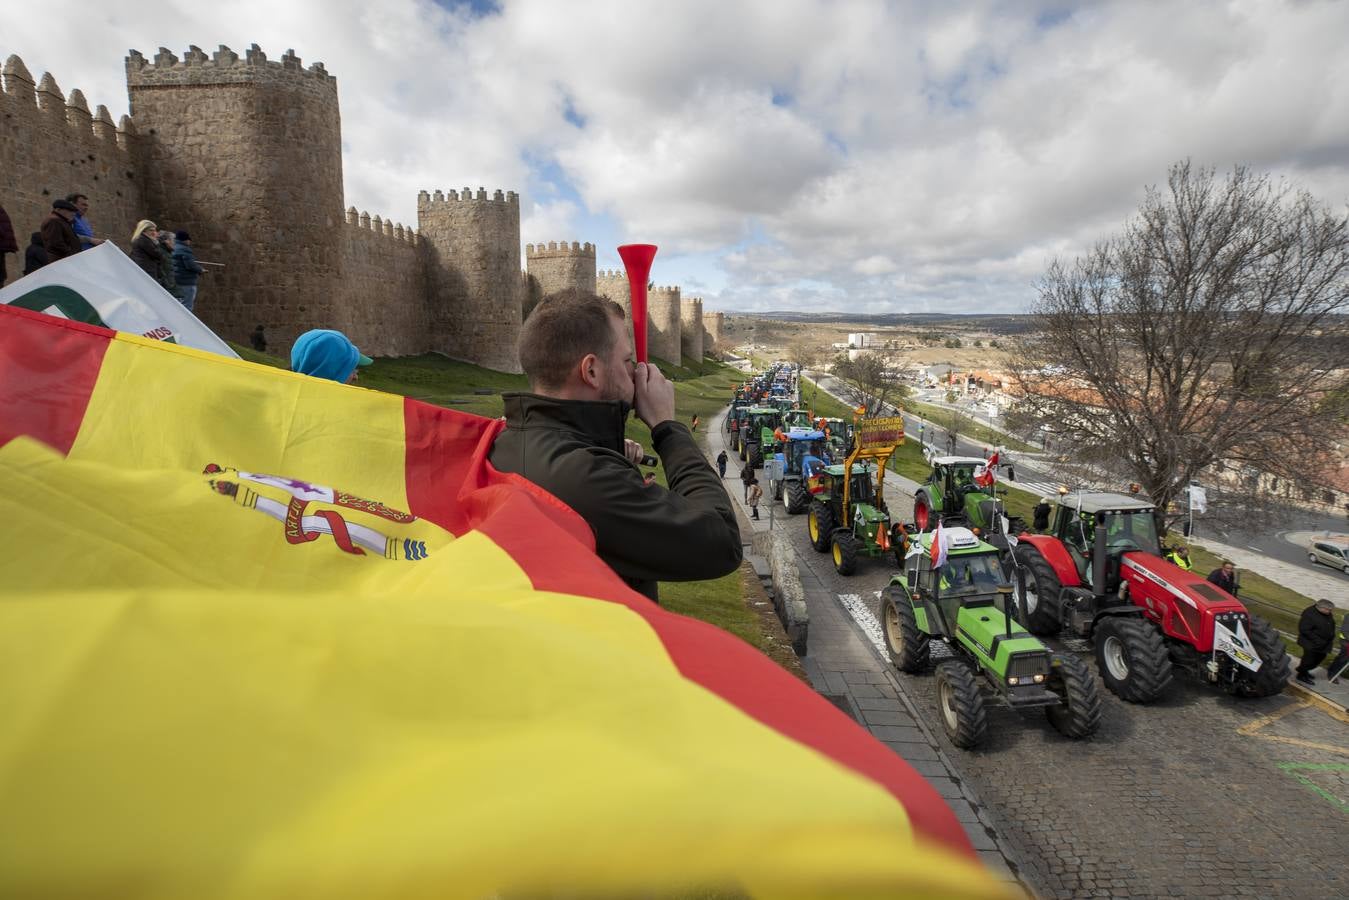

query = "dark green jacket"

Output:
[[490, 393, 742, 601]]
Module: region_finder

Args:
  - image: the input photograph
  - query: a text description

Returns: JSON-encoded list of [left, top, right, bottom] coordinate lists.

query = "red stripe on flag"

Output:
[[0, 305, 112, 454]]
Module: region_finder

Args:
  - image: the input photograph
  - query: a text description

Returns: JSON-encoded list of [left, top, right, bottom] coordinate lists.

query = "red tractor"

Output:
[[1011, 491, 1288, 702]]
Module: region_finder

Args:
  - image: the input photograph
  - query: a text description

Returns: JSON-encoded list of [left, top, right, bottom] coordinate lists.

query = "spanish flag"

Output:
[[0, 306, 1008, 899]]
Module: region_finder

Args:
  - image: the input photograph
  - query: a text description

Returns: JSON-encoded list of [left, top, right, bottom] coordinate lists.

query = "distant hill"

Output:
[[728, 311, 1037, 333]]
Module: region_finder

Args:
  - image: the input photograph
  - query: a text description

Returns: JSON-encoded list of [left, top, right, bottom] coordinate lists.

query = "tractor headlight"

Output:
[[1007, 676, 1021, 685], [1033, 673, 1046, 683]]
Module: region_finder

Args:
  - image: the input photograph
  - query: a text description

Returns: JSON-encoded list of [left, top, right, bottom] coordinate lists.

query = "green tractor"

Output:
[[768, 427, 834, 514], [912, 454, 1025, 539], [882, 528, 1103, 749], [739, 406, 781, 468], [782, 408, 814, 430], [805, 416, 907, 575], [818, 416, 854, 461], [726, 402, 750, 454]]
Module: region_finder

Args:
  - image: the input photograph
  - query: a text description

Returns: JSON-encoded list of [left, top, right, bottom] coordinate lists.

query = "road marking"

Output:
[[838, 592, 887, 658], [1277, 763, 1349, 813], [1237, 700, 1349, 756]]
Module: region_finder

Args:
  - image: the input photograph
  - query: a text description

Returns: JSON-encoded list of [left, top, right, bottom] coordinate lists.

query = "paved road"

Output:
[[713, 402, 1349, 899]]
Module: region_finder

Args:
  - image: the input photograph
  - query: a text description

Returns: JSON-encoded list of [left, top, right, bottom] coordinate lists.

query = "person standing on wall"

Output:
[[66, 193, 105, 252], [172, 231, 204, 313], [156, 230, 182, 300], [0, 203, 17, 284], [129, 220, 164, 280], [24, 232, 48, 275], [41, 199, 82, 263]]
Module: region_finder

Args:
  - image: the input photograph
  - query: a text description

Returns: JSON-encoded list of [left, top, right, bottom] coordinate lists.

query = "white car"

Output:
[[1308, 538, 1349, 575]]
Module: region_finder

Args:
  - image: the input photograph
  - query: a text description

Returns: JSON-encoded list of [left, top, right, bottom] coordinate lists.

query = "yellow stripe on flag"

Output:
[[0, 438, 1005, 898]]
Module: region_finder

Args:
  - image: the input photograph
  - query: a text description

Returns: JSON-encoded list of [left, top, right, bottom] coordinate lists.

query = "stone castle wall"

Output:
[[340, 210, 427, 357], [680, 297, 704, 361], [525, 240, 594, 318], [647, 285, 681, 365], [418, 188, 522, 373], [595, 268, 631, 319], [703, 311, 725, 351], [0, 55, 143, 283]]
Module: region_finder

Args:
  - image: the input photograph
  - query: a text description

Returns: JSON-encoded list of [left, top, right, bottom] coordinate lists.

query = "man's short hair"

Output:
[[518, 289, 625, 390]]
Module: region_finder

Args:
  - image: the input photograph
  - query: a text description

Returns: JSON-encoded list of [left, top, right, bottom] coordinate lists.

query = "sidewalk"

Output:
[[1186, 535, 1349, 611]]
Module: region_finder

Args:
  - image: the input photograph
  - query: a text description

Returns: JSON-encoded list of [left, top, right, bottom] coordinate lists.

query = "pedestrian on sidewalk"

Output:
[[740, 464, 755, 502], [1294, 599, 1336, 686], [1206, 560, 1237, 596], [748, 476, 763, 521], [716, 450, 728, 479], [1328, 611, 1349, 684]]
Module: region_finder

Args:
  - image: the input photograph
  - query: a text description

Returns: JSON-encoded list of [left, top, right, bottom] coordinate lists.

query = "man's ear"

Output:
[[577, 352, 602, 391]]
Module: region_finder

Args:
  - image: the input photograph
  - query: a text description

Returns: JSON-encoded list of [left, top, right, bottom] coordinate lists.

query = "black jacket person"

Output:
[[490, 290, 741, 602]]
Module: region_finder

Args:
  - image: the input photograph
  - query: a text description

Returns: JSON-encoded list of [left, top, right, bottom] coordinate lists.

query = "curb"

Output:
[[752, 530, 810, 655], [1284, 679, 1349, 720]]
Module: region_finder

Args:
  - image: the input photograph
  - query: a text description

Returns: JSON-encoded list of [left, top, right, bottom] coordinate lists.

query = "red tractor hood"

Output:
[[1120, 552, 1245, 613]]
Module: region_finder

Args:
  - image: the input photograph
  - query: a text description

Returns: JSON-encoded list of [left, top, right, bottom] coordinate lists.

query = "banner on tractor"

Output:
[[856, 416, 906, 448], [1213, 618, 1262, 672], [0, 242, 236, 357], [0, 305, 1007, 899]]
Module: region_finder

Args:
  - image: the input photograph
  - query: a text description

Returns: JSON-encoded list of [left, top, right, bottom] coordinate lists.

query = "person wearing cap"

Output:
[[171, 230, 204, 312], [129, 220, 164, 280], [290, 329, 372, 384], [1295, 598, 1337, 685], [40, 199, 82, 262]]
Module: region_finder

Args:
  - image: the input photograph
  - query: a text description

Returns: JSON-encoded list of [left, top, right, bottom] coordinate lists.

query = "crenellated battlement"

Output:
[[418, 187, 520, 208], [125, 44, 337, 91], [525, 240, 595, 258], [649, 286, 682, 296], [345, 207, 419, 244], [2, 55, 136, 151]]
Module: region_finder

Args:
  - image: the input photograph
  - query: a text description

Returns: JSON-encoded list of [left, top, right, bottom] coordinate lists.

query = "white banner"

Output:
[[1213, 618, 1262, 672], [0, 243, 236, 357], [1189, 484, 1208, 515]]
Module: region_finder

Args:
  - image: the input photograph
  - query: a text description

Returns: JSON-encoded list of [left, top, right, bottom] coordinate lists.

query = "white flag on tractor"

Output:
[[0, 242, 236, 357], [1213, 618, 1262, 672], [1188, 484, 1208, 515]]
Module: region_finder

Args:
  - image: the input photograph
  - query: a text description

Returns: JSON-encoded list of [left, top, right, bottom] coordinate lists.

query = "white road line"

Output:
[[838, 591, 887, 658]]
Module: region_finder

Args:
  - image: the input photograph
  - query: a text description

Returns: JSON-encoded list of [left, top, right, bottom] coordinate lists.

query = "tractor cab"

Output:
[[902, 528, 1015, 640], [782, 408, 813, 430], [913, 455, 1022, 537], [770, 428, 832, 513], [1050, 493, 1161, 594], [817, 417, 854, 459], [806, 416, 906, 575], [739, 406, 781, 467]]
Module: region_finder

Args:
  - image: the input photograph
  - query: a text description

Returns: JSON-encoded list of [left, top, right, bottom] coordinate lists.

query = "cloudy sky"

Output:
[[8, 0, 1349, 313]]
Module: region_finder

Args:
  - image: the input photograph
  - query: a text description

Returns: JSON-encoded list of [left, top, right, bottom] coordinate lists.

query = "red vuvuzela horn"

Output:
[[618, 243, 658, 363]]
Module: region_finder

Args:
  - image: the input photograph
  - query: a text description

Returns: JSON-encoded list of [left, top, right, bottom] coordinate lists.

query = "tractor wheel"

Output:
[[1045, 653, 1102, 739], [1012, 544, 1063, 636], [913, 492, 933, 532], [935, 660, 987, 749], [807, 504, 834, 553], [882, 586, 929, 673], [1093, 616, 1173, 703], [1233, 614, 1290, 698], [773, 479, 783, 501], [749, 446, 763, 469], [785, 481, 810, 514], [832, 531, 859, 576], [739, 441, 747, 461]]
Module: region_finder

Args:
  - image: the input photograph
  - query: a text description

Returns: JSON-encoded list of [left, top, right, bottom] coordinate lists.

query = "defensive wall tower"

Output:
[[647, 285, 681, 365], [680, 297, 704, 361], [0, 54, 142, 284], [702, 310, 724, 352], [418, 187, 522, 373], [595, 268, 631, 320], [524, 240, 595, 318], [126, 44, 345, 349]]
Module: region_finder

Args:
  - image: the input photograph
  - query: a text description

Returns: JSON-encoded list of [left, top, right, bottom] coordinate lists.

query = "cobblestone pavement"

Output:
[[707, 407, 1349, 899]]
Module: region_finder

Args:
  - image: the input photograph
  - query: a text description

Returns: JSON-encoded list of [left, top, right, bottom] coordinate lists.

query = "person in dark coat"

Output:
[[171, 231, 205, 312], [1295, 599, 1337, 685], [741, 463, 755, 502], [250, 324, 267, 353], [40, 199, 82, 262], [716, 449, 728, 479], [488, 289, 741, 603], [1033, 496, 1052, 532], [24, 232, 48, 274], [128, 219, 163, 280], [1206, 560, 1237, 595], [156, 231, 182, 299], [0, 203, 17, 283]]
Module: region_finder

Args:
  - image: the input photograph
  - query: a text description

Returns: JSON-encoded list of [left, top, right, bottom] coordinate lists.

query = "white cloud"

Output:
[[7, 0, 1349, 314]]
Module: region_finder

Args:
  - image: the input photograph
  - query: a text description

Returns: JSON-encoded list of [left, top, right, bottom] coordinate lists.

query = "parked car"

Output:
[[1308, 537, 1349, 575]]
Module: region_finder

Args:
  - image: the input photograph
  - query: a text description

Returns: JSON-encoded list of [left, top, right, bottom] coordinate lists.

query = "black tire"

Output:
[[935, 660, 987, 749], [1045, 652, 1102, 739], [883, 586, 929, 673], [773, 478, 783, 501], [1234, 614, 1290, 698], [1093, 616, 1173, 703], [808, 503, 834, 552], [785, 481, 810, 514], [1012, 544, 1063, 636], [748, 445, 763, 469], [832, 531, 859, 575]]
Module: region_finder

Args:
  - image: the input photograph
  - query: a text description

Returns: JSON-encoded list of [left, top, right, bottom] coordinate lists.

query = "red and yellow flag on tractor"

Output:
[[0, 306, 1009, 899]]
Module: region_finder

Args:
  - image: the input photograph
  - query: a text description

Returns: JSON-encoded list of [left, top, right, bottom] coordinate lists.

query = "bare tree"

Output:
[[1016, 161, 1349, 528], [831, 351, 909, 417], [787, 337, 822, 372]]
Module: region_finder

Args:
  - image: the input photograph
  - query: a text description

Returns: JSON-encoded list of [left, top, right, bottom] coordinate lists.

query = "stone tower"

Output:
[[596, 268, 631, 319], [702, 310, 725, 352], [126, 45, 345, 349], [525, 241, 595, 318], [418, 187, 522, 374], [680, 297, 704, 361], [647, 285, 681, 365]]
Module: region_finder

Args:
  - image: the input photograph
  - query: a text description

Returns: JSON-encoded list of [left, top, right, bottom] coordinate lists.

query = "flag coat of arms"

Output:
[[0, 305, 1008, 898]]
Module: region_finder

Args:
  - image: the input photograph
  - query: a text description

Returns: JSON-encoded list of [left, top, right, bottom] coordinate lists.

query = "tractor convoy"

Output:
[[725, 363, 1291, 752]]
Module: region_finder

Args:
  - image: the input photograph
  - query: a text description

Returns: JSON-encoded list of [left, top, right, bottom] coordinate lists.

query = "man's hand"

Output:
[[632, 362, 676, 429], [623, 439, 644, 464]]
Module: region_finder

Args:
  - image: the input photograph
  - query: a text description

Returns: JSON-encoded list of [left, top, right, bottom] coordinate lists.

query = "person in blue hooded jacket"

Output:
[[290, 329, 372, 384]]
